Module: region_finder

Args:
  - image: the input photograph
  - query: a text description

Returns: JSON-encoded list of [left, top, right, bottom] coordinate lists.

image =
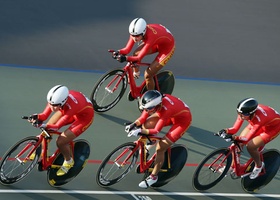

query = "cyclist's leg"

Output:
[[56, 111, 93, 176], [140, 115, 190, 188], [152, 136, 173, 176], [249, 130, 279, 166], [57, 112, 93, 161], [132, 44, 146, 75], [247, 136, 265, 168], [144, 46, 175, 90]]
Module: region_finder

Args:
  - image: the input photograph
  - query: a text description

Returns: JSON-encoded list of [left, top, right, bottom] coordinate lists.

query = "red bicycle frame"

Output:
[[22, 130, 75, 171], [106, 62, 160, 100], [117, 134, 171, 174], [226, 142, 266, 178]]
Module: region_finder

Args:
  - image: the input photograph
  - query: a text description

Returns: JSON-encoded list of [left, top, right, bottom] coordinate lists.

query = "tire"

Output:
[[140, 70, 175, 95], [157, 70, 175, 95], [96, 142, 139, 187], [90, 69, 128, 112], [47, 139, 90, 187], [143, 144, 188, 188], [241, 149, 280, 193], [192, 148, 232, 191], [0, 136, 41, 185]]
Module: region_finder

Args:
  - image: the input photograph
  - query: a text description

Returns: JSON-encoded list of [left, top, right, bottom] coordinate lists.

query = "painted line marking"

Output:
[[0, 190, 279, 198]]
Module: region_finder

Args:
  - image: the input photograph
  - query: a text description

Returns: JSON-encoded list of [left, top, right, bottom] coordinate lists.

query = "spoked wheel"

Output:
[[0, 136, 41, 185], [96, 142, 139, 187], [241, 149, 280, 193], [192, 148, 232, 191], [90, 69, 128, 112], [47, 139, 90, 187], [143, 144, 188, 188]]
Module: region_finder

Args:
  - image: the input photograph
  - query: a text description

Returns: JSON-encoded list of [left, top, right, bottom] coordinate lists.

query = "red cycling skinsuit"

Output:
[[227, 104, 280, 144], [119, 24, 175, 66], [37, 90, 94, 136], [137, 94, 192, 143]]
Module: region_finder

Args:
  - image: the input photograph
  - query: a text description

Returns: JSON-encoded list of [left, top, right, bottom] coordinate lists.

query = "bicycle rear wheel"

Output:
[[90, 69, 128, 112], [0, 136, 41, 185], [192, 148, 232, 191], [96, 142, 139, 187], [140, 70, 175, 95], [241, 149, 280, 193], [143, 144, 188, 188], [47, 139, 90, 187]]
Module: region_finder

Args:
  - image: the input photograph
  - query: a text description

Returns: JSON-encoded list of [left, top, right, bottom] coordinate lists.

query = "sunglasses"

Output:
[[238, 112, 250, 116], [50, 103, 61, 107], [144, 106, 157, 112]]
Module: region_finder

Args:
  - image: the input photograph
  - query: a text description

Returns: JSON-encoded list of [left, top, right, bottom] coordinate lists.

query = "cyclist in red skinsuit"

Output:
[[29, 85, 94, 176], [218, 98, 280, 179], [115, 18, 175, 91], [125, 90, 192, 188]]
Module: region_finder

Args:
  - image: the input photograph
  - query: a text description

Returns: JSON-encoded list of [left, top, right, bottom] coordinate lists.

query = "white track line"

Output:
[[0, 190, 279, 198]]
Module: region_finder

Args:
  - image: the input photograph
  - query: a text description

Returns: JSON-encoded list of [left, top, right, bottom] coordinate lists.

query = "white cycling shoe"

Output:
[[139, 175, 158, 189], [250, 162, 264, 179]]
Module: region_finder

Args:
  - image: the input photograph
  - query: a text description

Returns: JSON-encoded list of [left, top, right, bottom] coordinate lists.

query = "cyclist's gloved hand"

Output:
[[117, 55, 127, 63], [217, 129, 227, 138], [32, 119, 43, 128], [128, 128, 141, 137], [125, 123, 136, 133], [112, 51, 119, 59], [29, 114, 38, 120], [224, 135, 233, 142], [223, 134, 233, 142]]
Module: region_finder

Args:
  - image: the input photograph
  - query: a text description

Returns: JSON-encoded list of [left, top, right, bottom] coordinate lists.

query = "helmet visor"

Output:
[[144, 105, 157, 111], [237, 111, 251, 116]]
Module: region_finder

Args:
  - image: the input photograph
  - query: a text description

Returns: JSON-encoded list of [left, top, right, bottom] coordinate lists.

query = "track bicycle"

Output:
[[192, 133, 280, 193], [0, 116, 90, 187], [90, 50, 175, 112], [96, 123, 188, 188]]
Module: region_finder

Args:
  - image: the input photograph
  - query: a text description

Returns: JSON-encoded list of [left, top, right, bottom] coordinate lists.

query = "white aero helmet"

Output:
[[140, 90, 162, 110], [129, 18, 147, 36], [47, 85, 69, 106]]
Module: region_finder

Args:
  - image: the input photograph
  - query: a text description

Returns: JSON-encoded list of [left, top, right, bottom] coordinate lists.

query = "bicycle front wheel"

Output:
[[90, 69, 128, 112], [96, 142, 139, 187], [0, 136, 41, 185], [192, 148, 232, 191]]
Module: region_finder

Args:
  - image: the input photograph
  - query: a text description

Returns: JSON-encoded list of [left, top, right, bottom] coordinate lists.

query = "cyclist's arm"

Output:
[[126, 43, 150, 63], [234, 124, 261, 143], [45, 115, 71, 131], [119, 36, 135, 55], [226, 115, 244, 135], [144, 118, 165, 135], [37, 104, 52, 121]]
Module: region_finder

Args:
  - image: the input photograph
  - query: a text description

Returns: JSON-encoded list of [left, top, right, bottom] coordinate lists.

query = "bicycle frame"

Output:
[[107, 62, 160, 99], [224, 141, 266, 178], [25, 130, 75, 171], [120, 134, 171, 174]]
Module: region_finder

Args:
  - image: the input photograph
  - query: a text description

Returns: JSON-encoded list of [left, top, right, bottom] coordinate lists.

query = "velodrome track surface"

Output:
[[0, 1, 280, 199], [1, 66, 280, 200]]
